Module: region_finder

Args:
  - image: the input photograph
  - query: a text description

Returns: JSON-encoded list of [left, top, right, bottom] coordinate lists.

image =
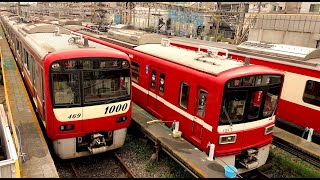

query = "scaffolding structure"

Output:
[[1, 2, 251, 43]]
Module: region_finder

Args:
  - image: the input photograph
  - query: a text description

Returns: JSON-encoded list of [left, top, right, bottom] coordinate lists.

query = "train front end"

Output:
[[44, 49, 131, 159], [214, 66, 283, 173]]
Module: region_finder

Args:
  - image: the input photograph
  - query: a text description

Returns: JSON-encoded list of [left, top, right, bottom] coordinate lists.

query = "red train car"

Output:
[[167, 37, 320, 144], [62, 26, 284, 173], [0, 12, 132, 159]]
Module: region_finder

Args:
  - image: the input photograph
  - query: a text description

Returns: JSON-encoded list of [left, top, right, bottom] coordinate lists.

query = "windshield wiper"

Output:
[[222, 99, 233, 126], [105, 95, 130, 104], [270, 98, 279, 119]]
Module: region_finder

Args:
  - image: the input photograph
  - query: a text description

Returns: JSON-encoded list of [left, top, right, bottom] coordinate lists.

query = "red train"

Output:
[[167, 37, 320, 144], [0, 12, 132, 159], [62, 25, 284, 173]]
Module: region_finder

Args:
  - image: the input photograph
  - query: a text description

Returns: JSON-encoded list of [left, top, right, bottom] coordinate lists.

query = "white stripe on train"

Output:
[[280, 72, 320, 111], [53, 100, 131, 122], [132, 82, 274, 133]]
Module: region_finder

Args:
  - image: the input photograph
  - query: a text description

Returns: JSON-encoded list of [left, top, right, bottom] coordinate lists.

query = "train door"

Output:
[[41, 70, 45, 123], [191, 87, 207, 143], [147, 66, 164, 119]]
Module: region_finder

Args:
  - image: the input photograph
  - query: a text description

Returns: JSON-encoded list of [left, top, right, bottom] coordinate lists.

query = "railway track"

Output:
[[239, 163, 273, 178], [272, 137, 320, 169], [69, 152, 135, 178]]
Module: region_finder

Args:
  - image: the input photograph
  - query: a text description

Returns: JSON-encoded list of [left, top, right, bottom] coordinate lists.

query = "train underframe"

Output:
[[276, 118, 320, 144], [215, 144, 270, 174], [53, 128, 127, 159]]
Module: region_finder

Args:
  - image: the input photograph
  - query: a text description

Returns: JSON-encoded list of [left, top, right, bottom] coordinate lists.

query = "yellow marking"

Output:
[[0, 48, 21, 178], [15, 160, 20, 178], [169, 147, 209, 178]]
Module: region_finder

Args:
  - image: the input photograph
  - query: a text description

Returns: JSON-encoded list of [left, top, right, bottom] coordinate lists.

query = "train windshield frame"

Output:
[[50, 57, 131, 108], [219, 75, 282, 125]]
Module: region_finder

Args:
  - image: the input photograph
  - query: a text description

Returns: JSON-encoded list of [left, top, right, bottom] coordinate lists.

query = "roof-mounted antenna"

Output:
[[161, 38, 170, 47], [83, 38, 89, 47], [244, 56, 250, 65], [54, 27, 60, 36]]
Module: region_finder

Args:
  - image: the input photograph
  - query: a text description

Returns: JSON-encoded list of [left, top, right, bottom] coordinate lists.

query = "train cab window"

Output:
[[263, 87, 280, 117], [179, 82, 190, 109], [83, 70, 131, 104], [132, 61, 140, 83], [159, 73, 165, 95], [220, 91, 247, 124], [52, 73, 80, 106], [197, 90, 207, 117], [303, 80, 320, 107], [151, 70, 156, 89], [248, 91, 263, 119]]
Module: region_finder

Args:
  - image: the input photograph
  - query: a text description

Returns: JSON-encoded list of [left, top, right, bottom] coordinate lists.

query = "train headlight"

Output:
[[59, 124, 75, 131], [122, 60, 129, 68], [51, 63, 60, 71], [219, 134, 237, 144], [264, 124, 274, 135], [116, 116, 127, 123]]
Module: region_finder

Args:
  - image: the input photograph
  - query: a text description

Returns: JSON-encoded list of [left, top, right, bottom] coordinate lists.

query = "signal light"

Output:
[[219, 134, 237, 144], [59, 124, 75, 131], [116, 116, 127, 123]]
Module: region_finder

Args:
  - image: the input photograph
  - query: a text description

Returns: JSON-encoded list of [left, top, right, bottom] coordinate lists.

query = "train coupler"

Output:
[[88, 133, 107, 153], [238, 148, 259, 169]]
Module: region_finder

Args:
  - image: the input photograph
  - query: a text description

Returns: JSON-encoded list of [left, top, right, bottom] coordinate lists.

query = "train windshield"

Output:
[[50, 58, 131, 107], [83, 70, 130, 104], [220, 75, 282, 125]]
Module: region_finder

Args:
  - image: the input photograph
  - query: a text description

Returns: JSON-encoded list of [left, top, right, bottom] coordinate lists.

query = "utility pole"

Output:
[[132, 3, 135, 26], [17, 2, 21, 16], [147, 6, 150, 27], [214, 2, 221, 42]]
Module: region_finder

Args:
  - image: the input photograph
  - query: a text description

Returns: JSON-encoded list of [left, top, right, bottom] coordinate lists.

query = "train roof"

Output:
[[62, 22, 166, 47], [63, 24, 86, 31], [134, 40, 245, 75], [1, 14, 126, 60], [237, 41, 319, 60], [169, 37, 320, 70], [106, 29, 166, 46]]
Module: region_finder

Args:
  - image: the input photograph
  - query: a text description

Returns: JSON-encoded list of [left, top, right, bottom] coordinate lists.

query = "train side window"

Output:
[[27, 53, 34, 73], [179, 82, 190, 109], [151, 70, 156, 89], [132, 61, 140, 83], [19, 41, 22, 54], [23, 48, 29, 71], [159, 73, 165, 95], [197, 90, 207, 117], [15, 38, 19, 52], [16, 41, 21, 56], [303, 80, 320, 107]]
